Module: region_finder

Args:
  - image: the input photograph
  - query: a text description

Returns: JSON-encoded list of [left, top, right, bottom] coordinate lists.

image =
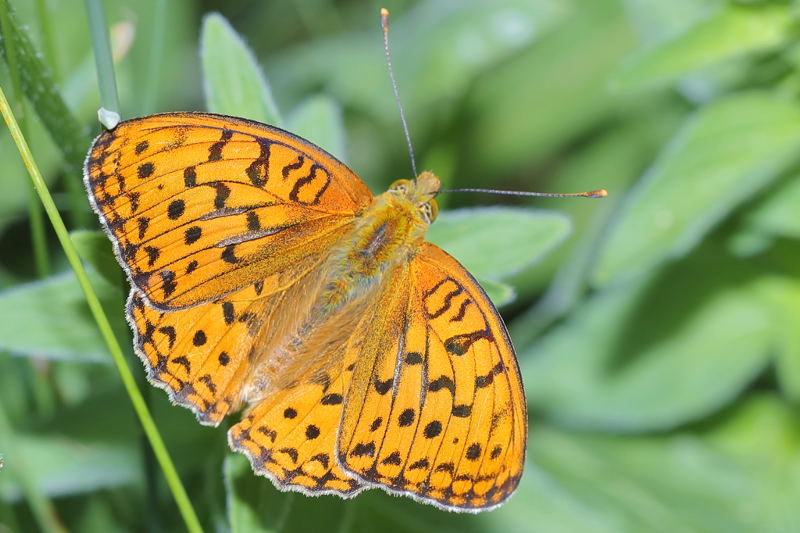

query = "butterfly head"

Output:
[[388, 171, 440, 224]]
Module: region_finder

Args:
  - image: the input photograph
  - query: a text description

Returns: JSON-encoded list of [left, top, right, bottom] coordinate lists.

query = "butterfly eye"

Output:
[[428, 199, 439, 222], [421, 199, 438, 223], [389, 179, 411, 194]]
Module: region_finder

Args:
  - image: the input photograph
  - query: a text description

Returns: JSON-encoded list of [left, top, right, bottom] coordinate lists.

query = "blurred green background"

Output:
[[1, 0, 799, 531]]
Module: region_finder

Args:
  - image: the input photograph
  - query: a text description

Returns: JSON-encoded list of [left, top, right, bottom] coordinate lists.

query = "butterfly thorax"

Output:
[[318, 179, 436, 311]]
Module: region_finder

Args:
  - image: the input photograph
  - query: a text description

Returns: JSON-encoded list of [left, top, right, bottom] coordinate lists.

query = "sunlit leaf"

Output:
[[201, 13, 282, 124], [524, 248, 772, 430], [531, 394, 800, 533], [593, 92, 800, 286], [611, 4, 792, 92]]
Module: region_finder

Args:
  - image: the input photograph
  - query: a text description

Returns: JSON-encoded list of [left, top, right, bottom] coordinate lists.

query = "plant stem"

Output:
[[142, 0, 167, 114], [84, 0, 120, 116], [0, 85, 204, 533]]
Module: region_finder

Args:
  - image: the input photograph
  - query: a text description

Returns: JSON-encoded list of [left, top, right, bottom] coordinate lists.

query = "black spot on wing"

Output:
[[137, 162, 154, 179], [381, 451, 402, 466], [424, 421, 442, 439], [222, 301, 235, 324], [167, 199, 185, 220], [321, 393, 343, 405], [398, 408, 415, 427], [351, 442, 376, 458], [374, 378, 392, 395], [429, 376, 455, 395]]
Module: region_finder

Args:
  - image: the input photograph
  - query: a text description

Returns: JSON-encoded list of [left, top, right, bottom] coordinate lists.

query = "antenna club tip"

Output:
[[380, 8, 390, 33], [592, 188, 608, 198]]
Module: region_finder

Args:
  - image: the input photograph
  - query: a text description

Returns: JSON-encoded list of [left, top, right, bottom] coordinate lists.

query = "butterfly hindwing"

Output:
[[337, 243, 526, 511], [85, 112, 373, 309], [228, 341, 365, 497], [129, 281, 279, 425]]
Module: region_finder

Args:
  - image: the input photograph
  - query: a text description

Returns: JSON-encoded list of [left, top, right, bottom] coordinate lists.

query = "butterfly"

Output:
[[83, 112, 526, 512]]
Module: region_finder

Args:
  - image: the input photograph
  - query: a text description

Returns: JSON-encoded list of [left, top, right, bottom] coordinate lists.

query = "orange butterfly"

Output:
[[83, 112, 526, 512]]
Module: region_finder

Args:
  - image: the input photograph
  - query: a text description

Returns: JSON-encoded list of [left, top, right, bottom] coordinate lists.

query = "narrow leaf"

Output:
[[201, 13, 282, 125], [525, 248, 772, 430], [611, 4, 792, 92], [594, 92, 800, 286], [0, 3, 88, 170]]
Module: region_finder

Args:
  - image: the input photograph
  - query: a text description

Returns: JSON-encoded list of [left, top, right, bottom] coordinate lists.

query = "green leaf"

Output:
[[753, 277, 800, 402], [0, 115, 59, 235], [619, 0, 723, 44], [593, 92, 800, 286], [611, 4, 792, 92], [742, 174, 800, 240], [464, 0, 636, 175], [0, 394, 140, 501], [287, 94, 346, 163], [427, 207, 571, 282], [523, 247, 772, 431], [200, 13, 282, 124], [0, 435, 137, 500], [531, 394, 800, 533], [0, 272, 123, 363], [70, 229, 122, 288], [271, 0, 565, 122]]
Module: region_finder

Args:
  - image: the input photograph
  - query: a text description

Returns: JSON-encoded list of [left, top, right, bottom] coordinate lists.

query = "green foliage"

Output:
[[1, 0, 799, 532], [201, 12, 282, 125], [594, 91, 800, 285], [610, 3, 793, 91]]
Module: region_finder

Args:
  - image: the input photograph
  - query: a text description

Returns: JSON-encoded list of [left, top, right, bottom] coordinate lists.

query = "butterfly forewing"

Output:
[[84, 112, 372, 309]]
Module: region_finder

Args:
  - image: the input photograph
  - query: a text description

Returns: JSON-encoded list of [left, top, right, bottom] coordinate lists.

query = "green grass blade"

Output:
[[0, 85, 204, 533], [141, 0, 168, 114], [84, 0, 120, 122]]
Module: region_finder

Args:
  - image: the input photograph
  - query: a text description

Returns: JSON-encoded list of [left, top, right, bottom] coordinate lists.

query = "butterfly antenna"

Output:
[[438, 188, 609, 198], [381, 8, 418, 178]]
